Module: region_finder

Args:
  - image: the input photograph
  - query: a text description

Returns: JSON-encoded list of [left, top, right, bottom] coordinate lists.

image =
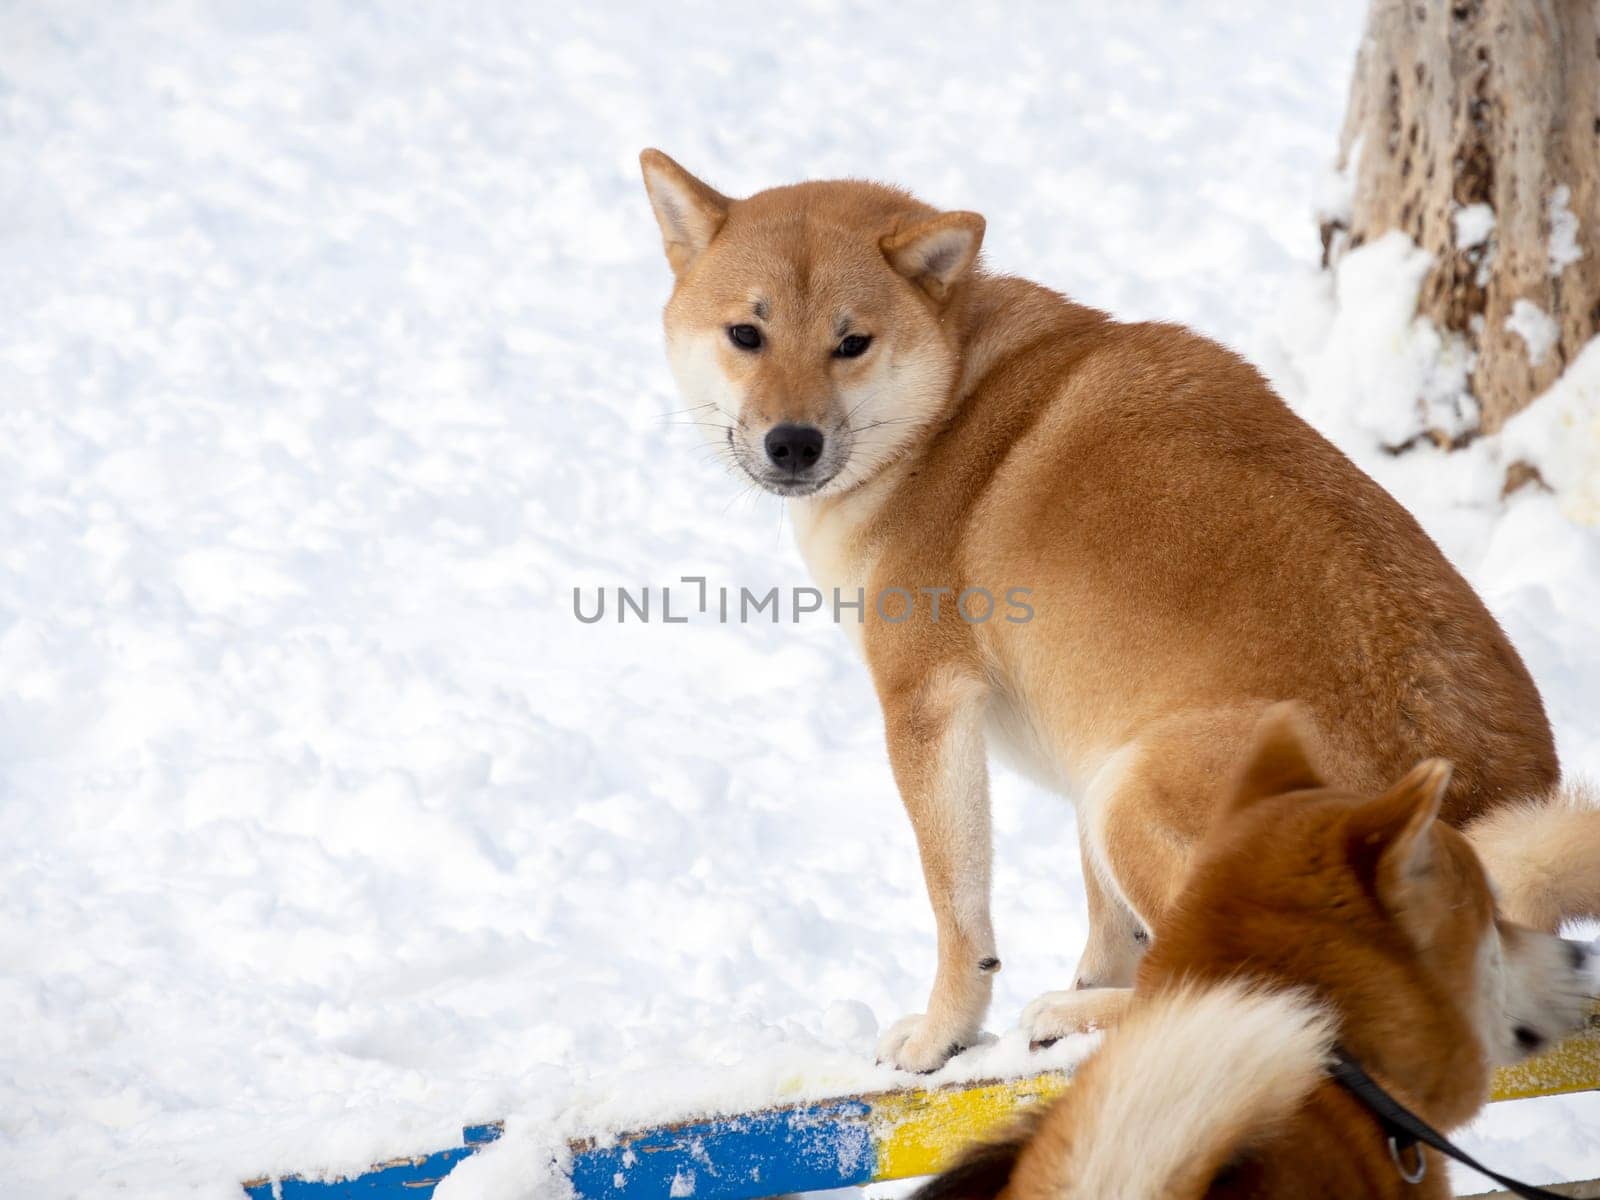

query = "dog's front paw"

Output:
[[875, 1013, 970, 1073], [1021, 987, 1132, 1048]]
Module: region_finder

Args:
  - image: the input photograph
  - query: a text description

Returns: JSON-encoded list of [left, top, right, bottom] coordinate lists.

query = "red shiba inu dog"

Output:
[[910, 707, 1596, 1199], [639, 150, 1600, 1071]]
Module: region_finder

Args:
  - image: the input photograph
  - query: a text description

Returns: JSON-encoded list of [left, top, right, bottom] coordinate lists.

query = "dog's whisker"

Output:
[[664, 420, 736, 431]]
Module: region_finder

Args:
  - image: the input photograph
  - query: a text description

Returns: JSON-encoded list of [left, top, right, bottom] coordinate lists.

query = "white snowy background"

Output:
[[3, 2, 1598, 1197]]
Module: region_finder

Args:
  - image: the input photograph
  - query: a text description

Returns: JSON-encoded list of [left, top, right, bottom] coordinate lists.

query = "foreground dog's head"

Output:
[[915, 707, 1594, 1198], [1148, 706, 1593, 1110], [639, 149, 982, 498]]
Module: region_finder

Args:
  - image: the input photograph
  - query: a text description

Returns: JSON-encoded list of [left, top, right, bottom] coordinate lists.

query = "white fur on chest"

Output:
[[788, 490, 883, 657]]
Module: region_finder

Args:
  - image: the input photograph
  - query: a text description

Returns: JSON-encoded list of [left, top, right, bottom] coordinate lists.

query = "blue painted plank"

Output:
[[241, 1101, 875, 1199], [567, 1099, 876, 1199], [241, 1144, 475, 1198]]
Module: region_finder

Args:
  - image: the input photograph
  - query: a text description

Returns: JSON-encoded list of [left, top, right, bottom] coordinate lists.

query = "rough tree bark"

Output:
[[1323, 0, 1599, 455]]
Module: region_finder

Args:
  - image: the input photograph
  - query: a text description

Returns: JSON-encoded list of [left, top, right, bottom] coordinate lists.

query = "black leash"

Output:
[[1329, 1050, 1563, 1198]]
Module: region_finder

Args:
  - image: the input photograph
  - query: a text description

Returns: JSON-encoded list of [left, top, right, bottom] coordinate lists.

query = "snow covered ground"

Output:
[[2, 2, 1597, 1196]]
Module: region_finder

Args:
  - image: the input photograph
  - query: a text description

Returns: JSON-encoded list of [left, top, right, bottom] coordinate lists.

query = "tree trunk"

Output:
[[1323, 0, 1599, 448]]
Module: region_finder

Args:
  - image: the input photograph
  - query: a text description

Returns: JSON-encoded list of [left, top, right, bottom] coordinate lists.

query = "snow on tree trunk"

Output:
[[1322, 0, 1599, 451]]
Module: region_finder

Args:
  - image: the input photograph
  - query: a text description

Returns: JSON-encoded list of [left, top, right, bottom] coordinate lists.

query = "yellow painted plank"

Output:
[[861, 1006, 1600, 1185], [871, 1074, 1070, 1179]]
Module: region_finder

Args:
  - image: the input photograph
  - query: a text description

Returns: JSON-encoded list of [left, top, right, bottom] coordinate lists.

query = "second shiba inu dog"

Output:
[[911, 707, 1596, 1199], [639, 150, 1600, 1071]]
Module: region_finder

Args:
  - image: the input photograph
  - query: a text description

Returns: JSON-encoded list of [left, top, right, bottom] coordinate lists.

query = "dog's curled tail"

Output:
[[1467, 780, 1600, 932], [912, 982, 1336, 1200]]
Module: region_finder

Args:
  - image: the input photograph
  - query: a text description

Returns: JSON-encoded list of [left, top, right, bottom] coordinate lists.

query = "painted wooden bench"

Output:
[[242, 1008, 1600, 1198]]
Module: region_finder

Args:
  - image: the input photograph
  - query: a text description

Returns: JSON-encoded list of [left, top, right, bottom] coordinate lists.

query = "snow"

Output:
[[1270, 230, 1477, 447], [2, 2, 1598, 1199], [1508, 297, 1562, 368], [1455, 201, 1496, 251], [1500, 339, 1600, 524], [1549, 184, 1584, 277]]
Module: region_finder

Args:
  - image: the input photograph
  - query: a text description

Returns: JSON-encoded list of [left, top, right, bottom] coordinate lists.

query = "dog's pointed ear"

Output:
[[640, 149, 730, 277], [1352, 758, 1452, 883], [882, 211, 985, 302], [1232, 702, 1324, 810]]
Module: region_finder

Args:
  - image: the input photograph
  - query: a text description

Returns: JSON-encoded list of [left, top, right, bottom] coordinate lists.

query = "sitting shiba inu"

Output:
[[638, 150, 1600, 1071], [911, 707, 1596, 1199]]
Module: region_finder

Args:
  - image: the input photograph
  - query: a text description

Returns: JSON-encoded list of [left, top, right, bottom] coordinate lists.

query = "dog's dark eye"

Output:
[[834, 334, 872, 359], [728, 324, 762, 351]]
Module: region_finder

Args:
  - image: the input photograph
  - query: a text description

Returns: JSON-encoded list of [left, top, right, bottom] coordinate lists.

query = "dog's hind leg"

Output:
[[1074, 829, 1150, 988], [1020, 708, 1273, 1047], [1020, 745, 1164, 1045], [1020, 838, 1146, 1047]]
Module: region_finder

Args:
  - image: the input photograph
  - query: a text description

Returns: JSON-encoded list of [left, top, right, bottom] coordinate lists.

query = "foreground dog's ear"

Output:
[[882, 211, 986, 302], [909, 1125, 1029, 1200], [1352, 758, 1452, 884], [1232, 702, 1324, 810], [639, 149, 731, 277]]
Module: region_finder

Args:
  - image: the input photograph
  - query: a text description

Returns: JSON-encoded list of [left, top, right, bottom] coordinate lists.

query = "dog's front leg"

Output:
[[874, 668, 998, 1073]]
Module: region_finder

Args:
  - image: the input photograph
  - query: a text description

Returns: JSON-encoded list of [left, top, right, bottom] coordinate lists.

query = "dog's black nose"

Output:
[[764, 423, 825, 472]]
